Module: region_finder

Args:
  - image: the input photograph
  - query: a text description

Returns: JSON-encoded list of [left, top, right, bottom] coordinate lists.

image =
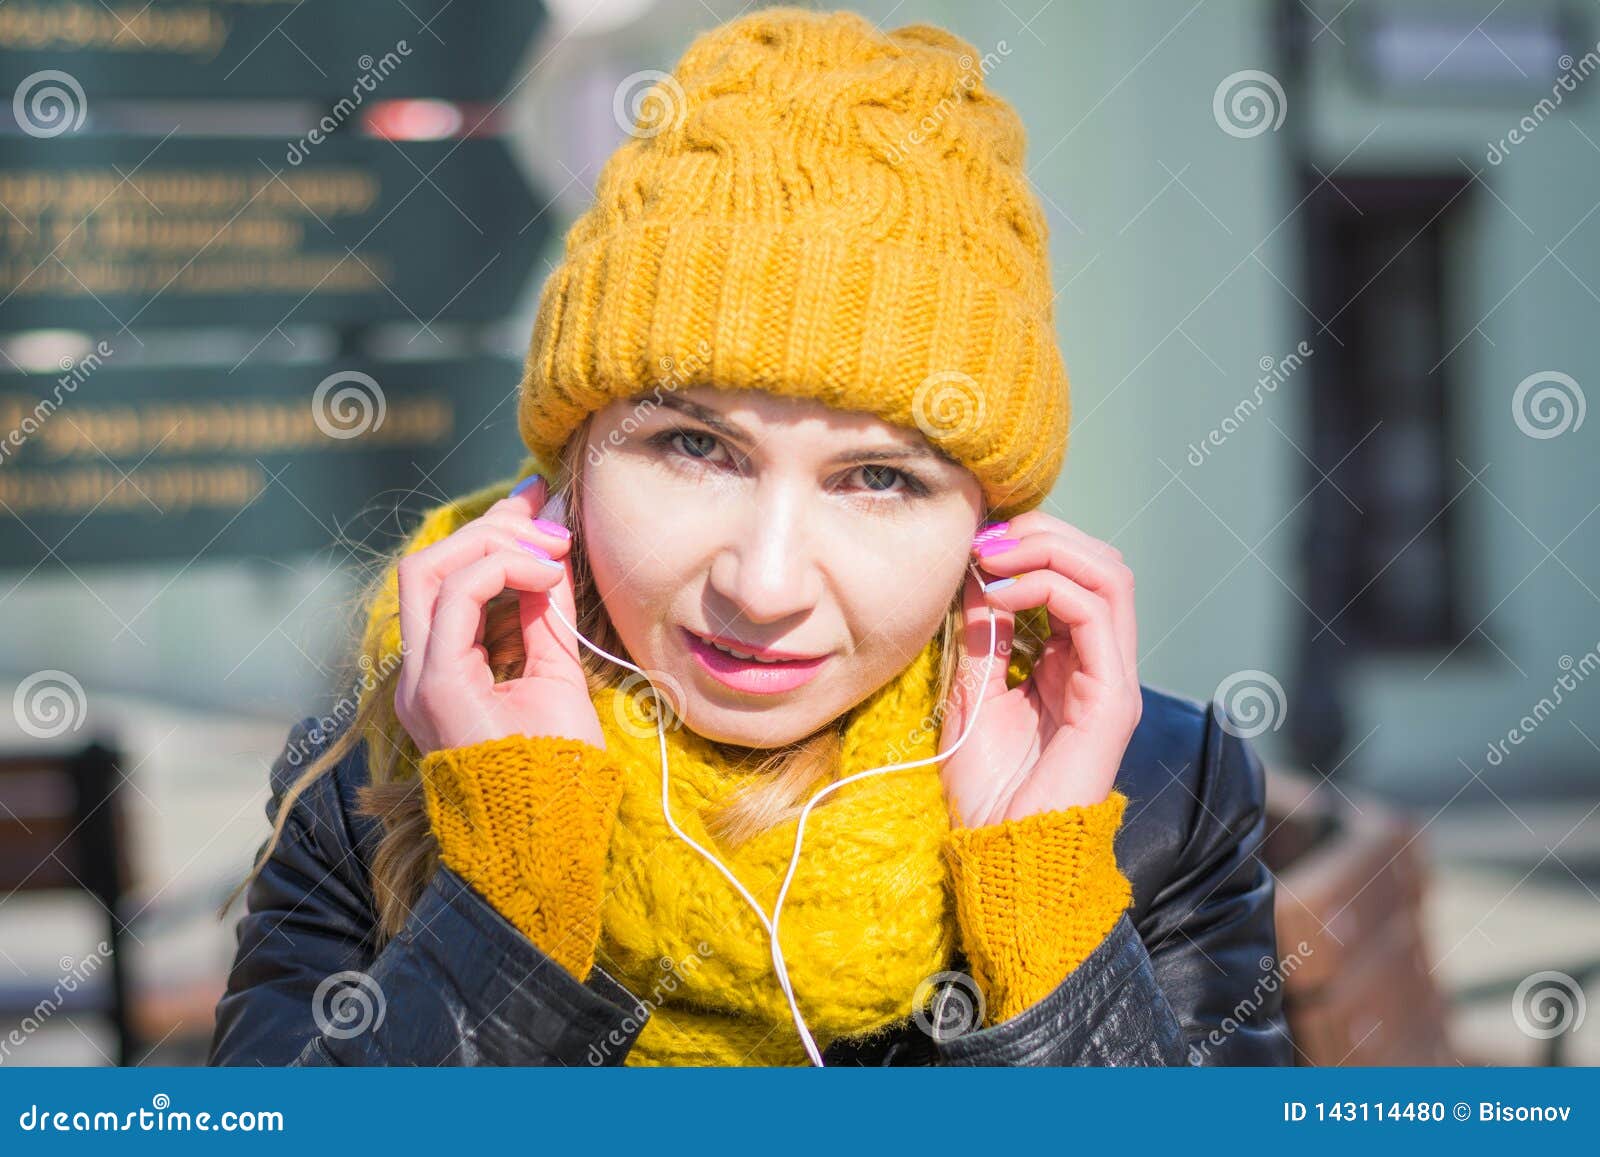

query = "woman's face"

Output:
[[580, 387, 987, 748]]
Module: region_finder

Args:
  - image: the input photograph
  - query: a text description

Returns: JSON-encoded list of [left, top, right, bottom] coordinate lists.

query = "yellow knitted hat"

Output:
[[518, 6, 1069, 521]]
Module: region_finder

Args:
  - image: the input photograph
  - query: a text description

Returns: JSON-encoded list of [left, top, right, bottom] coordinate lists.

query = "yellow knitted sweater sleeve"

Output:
[[945, 789, 1134, 1026], [417, 734, 626, 983]]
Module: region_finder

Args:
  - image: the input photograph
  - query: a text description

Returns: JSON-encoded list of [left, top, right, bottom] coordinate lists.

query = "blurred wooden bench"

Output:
[[0, 741, 140, 1064], [1260, 764, 1464, 1065]]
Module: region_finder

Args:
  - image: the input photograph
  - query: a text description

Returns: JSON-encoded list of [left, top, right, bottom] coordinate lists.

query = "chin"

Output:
[[680, 699, 820, 750]]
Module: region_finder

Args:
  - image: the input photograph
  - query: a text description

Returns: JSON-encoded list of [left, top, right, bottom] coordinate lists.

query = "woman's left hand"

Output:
[[937, 512, 1143, 828]]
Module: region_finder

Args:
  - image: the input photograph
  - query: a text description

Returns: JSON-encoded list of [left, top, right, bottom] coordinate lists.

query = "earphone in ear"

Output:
[[539, 488, 568, 526], [533, 499, 999, 1066]]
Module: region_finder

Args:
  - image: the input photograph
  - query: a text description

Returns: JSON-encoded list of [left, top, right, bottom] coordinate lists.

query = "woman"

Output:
[[209, 6, 1290, 1067]]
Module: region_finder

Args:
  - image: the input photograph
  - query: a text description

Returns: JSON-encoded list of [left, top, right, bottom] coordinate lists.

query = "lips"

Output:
[[682, 628, 829, 695], [686, 629, 825, 663]]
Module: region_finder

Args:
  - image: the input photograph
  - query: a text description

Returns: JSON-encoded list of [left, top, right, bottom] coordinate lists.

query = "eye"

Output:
[[842, 464, 929, 499], [650, 427, 734, 469], [674, 430, 720, 460]]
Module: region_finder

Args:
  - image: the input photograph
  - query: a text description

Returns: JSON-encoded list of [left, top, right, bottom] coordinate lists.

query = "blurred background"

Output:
[[0, 0, 1595, 1066]]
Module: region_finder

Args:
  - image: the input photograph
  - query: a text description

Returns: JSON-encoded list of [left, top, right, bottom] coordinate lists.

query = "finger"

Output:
[[423, 551, 566, 679], [479, 482, 575, 555], [517, 538, 583, 681], [974, 530, 1137, 687], [395, 520, 532, 702], [489, 481, 583, 677], [1000, 511, 1125, 564], [978, 568, 1124, 693], [394, 477, 573, 689], [944, 567, 1016, 748]]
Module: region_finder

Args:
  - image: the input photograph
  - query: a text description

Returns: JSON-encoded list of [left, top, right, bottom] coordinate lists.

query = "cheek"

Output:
[[581, 472, 697, 623], [832, 524, 968, 639]]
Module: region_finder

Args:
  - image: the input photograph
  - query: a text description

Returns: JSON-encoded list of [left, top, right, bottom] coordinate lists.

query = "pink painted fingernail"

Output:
[[515, 538, 563, 569], [972, 520, 1010, 547], [532, 517, 570, 539], [976, 537, 1020, 558]]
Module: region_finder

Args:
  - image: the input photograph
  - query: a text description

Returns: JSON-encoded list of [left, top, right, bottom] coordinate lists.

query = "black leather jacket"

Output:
[[208, 682, 1293, 1066]]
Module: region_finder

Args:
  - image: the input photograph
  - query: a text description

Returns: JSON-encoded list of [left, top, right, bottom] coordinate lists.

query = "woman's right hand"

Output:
[[393, 474, 604, 754]]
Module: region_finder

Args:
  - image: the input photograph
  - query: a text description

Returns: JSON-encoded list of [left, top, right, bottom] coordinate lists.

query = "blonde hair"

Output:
[[221, 411, 1025, 949]]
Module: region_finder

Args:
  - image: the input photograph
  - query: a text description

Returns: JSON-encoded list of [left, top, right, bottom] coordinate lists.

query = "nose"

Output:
[[707, 478, 820, 626]]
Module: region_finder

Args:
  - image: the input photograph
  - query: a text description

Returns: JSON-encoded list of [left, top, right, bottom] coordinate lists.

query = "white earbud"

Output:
[[538, 552, 999, 1067]]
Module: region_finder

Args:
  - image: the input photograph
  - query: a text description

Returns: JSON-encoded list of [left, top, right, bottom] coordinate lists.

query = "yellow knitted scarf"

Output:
[[590, 629, 955, 1066], [360, 471, 1042, 1066]]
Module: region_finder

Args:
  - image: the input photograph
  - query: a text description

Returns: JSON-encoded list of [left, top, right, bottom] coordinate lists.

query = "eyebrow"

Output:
[[650, 393, 957, 467]]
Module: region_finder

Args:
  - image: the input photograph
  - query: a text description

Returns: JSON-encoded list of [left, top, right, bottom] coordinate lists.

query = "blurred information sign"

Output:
[[0, 136, 548, 329], [0, 0, 545, 102], [0, 355, 525, 568]]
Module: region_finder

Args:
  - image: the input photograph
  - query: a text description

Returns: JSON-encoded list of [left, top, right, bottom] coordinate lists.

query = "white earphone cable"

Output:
[[540, 561, 999, 1067]]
